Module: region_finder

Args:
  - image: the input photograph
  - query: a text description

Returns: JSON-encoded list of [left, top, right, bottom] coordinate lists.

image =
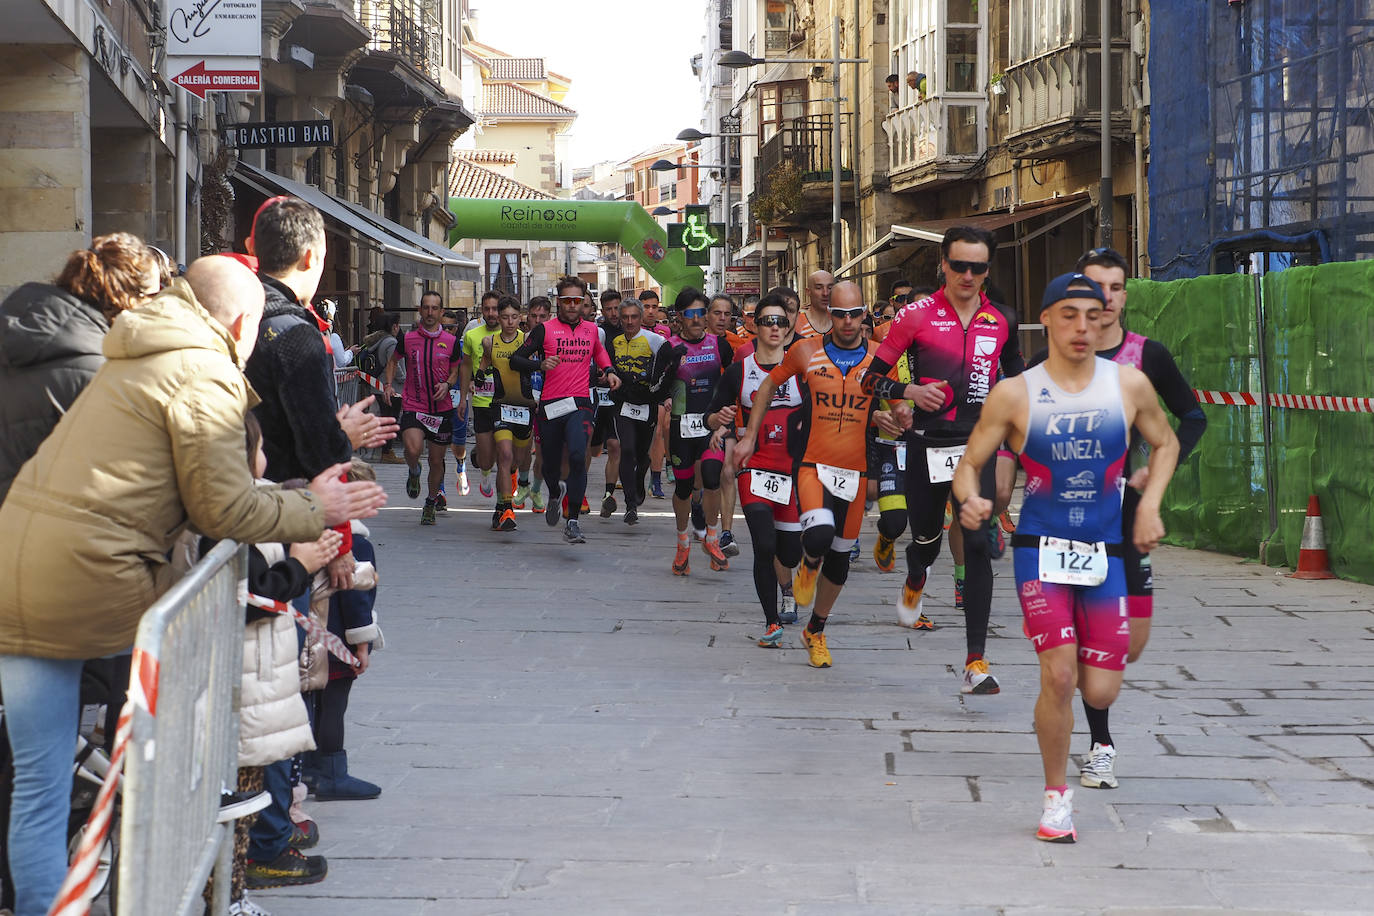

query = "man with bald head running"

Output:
[[795, 270, 835, 339]]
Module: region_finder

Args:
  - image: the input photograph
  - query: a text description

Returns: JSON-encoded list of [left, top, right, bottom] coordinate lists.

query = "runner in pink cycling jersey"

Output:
[[511, 277, 620, 544], [382, 292, 460, 526]]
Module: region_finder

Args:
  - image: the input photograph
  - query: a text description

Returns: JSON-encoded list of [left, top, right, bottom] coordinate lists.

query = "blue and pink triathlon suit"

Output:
[[511, 316, 612, 521], [666, 332, 732, 495], [1013, 357, 1131, 670], [397, 327, 459, 445]]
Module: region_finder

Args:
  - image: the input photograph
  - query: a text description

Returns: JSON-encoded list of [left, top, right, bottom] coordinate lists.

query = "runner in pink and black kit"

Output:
[[861, 226, 1023, 695], [511, 276, 620, 544]]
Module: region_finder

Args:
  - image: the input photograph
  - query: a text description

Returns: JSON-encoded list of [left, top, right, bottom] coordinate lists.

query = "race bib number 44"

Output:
[[925, 444, 966, 483], [679, 413, 709, 438], [749, 469, 793, 505], [1038, 537, 1109, 586], [816, 463, 861, 502]]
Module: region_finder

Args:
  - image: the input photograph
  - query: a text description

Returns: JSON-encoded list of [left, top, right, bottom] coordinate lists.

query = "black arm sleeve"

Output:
[[860, 355, 907, 400], [1142, 340, 1207, 461], [269, 324, 352, 478], [718, 335, 735, 368], [510, 323, 546, 374], [709, 362, 744, 417], [999, 310, 1025, 378]]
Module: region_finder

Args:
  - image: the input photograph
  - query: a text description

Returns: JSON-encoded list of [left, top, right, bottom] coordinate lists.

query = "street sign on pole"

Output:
[[164, 0, 262, 97], [723, 265, 760, 297]]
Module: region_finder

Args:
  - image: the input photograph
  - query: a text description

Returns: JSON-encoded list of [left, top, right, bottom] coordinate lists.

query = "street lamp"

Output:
[[718, 17, 867, 271], [650, 206, 677, 216], [651, 157, 732, 286]]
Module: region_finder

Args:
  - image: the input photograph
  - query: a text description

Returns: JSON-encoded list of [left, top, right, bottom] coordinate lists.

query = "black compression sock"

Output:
[[1082, 699, 1113, 748], [806, 614, 827, 634]]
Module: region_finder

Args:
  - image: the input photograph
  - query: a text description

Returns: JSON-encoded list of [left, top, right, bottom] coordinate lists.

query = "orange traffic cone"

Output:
[[1291, 495, 1337, 580]]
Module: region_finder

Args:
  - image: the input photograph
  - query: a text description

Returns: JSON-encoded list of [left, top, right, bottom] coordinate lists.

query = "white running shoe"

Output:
[[457, 468, 471, 496], [1079, 742, 1118, 789], [1036, 788, 1076, 843], [479, 470, 495, 498]]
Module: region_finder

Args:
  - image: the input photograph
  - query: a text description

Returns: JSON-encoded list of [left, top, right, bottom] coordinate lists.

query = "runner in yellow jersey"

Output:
[[477, 295, 536, 531]]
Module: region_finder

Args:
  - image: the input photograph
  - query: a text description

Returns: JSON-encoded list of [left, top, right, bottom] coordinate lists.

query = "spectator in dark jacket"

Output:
[[0, 233, 161, 501]]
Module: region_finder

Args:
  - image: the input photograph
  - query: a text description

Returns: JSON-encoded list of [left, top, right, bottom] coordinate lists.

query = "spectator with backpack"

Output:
[[359, 313, 404, 464]]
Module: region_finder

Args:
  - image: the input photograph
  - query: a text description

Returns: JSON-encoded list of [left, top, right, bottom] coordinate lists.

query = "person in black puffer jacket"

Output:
[[0, 233, 162, 504]]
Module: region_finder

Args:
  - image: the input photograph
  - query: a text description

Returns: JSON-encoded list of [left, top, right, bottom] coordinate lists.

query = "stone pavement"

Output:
[[260, 460, 1374, 915]]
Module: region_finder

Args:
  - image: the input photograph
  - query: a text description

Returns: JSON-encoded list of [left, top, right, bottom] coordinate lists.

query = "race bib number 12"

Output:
[[816, 463, 860, 502]]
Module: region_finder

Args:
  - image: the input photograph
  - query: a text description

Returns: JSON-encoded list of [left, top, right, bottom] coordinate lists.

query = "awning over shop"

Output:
[[835, 194, 1094, 279], [232, 161, 480, 284]]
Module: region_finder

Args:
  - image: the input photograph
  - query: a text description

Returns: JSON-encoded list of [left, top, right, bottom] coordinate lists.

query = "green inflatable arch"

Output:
[[448, 198, 704, 302]]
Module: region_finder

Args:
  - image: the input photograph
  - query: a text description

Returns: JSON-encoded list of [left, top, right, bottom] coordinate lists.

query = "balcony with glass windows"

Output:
[[1002, 0, 1132, 157], [882, 0, 987, 191]]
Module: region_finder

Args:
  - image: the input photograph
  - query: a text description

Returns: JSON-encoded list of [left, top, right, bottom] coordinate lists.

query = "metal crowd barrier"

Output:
[[334, 367, 360, 409], [117, 540, 246, 916]]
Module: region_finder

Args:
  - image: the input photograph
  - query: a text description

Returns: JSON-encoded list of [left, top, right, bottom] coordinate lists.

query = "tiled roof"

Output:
[[454, 148, 520, 165], [448, 158, 554, 200], [489, 57, 546, 80], [481, 82, 576, 119]]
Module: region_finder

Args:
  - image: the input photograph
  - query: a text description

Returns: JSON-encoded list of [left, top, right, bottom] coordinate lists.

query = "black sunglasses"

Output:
[[830, 306, 867, 319], [893, 293, 913, 304], [756, 314, 789, 328], [948, 259, 990, 275]]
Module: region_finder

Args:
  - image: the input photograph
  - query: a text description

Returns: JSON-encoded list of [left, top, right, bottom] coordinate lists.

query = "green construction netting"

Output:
[[1125, 273, 1268, 558], [1124, 261, 1374, 583], [1260, 261, 1374, 581]]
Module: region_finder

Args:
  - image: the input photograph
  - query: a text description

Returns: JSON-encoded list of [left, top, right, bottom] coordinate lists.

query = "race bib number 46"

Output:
[[816, 463, 860, 502], [925, 444, 966, 483], [749, 469, 792, 505], [1038, 537, 1108, 586]]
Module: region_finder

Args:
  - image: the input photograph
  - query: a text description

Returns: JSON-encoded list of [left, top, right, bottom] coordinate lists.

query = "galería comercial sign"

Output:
[[223, 120, 334, 148]]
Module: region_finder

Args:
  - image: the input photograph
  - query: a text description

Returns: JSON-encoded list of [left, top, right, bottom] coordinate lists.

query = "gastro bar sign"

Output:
[[224, 120, 335, 149]]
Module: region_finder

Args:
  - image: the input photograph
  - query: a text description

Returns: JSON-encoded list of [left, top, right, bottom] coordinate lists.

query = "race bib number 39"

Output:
[[679, 413, 709, 438], [925, 444, 966, 483], [1038, 537, 1109, 586], [749, 469, 793, 505], [816, 463, 860, 502], [620, 402, 650, 421]]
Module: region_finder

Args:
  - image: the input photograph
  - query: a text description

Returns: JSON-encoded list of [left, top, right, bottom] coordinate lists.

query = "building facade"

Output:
[[709, 0, 1150, 320]]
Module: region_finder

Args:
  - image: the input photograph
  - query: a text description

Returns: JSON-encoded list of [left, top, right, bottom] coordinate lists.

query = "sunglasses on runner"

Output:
[[557, 295, 585, 304], [830, 306, 867, 319], [682, 307, 707, 318], [756, 314, 789, 328], [947, 259, 989, 275]]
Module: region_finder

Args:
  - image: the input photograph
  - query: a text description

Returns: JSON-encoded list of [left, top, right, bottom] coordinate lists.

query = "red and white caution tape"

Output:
[[336, 367, 387, 392], [1193, 390, 1374, 413], [47, 649, 159, 916], [246, 593, 359, 668]]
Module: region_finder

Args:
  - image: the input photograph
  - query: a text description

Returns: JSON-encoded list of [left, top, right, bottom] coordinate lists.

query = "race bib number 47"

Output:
[[1038, 537, 1108, 586], [925, 444, 966, 483]]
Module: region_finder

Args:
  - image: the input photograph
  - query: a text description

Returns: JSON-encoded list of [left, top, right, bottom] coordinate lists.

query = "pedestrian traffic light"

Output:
[[667, 204, 725, 266]]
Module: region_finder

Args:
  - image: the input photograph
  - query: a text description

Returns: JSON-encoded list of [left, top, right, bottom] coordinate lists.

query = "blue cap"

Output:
[[1040, 272, 1106, 310]]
